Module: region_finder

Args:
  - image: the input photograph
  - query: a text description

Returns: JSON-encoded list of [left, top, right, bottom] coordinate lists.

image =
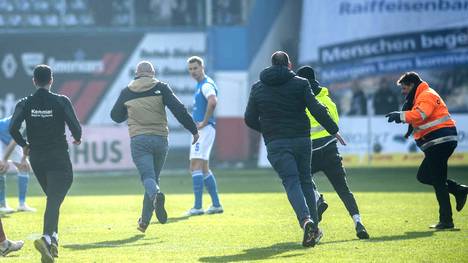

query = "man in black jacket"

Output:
[[244, 51, 345, 247], [9, 64, 81, 263]]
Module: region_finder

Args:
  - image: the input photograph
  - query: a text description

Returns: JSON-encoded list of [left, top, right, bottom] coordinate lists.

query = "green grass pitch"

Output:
[[1, 167, 467, 262]]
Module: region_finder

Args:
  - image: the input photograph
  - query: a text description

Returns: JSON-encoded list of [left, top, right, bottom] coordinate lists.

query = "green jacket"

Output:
[[306, 87, 339, 140]]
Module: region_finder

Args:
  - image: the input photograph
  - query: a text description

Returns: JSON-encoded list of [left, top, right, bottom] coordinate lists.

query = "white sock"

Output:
[[352, 214, 362, 226], [43, 235, 51, 245], [314, 190, 321, 203], [52, 232, 59, 242]]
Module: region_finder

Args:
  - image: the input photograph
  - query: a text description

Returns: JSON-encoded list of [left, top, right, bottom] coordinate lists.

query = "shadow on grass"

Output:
[[63, 234, 157, 250], [322, 230, 459, 245], [199, 242, 305, 262], [151, 215, 190, 225]]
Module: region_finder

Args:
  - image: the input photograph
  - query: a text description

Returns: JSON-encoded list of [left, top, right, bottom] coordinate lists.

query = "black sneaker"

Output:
[[153, 192, 168, 224], [137, 218, 149, 233], [429, 222, 454, 230], [50, 237, 58, 258], [317, 195, 328, 223], [356, 222, 370, 239], [302, 220, 316, 247], [455, 185, 468, 212], [34, 237, 54, 263], [312, 227, 323, 245]]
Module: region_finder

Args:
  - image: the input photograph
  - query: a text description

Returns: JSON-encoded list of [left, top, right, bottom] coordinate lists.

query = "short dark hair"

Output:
[[271, 51, 290, 66], [297, 66, 315, 81], [397, 72, 422, 86], [187, 56, 204, 66], [33, 64, 52, 87]]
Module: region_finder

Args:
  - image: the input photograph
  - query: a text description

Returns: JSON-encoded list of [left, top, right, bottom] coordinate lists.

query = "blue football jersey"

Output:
[[0, 116, 13, 145], [192, 76, 218, 126]]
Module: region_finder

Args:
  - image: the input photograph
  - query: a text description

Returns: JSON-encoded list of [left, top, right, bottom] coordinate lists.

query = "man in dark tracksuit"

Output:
[[244, 51, 345, 247], [297, 66, 369, 239], [9, 65, 81, 263], [111, 61, 198, 233]]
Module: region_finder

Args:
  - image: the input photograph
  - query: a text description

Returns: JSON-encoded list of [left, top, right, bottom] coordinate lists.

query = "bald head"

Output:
[[135, 61, 155, 77], [271, 51, 290, 67]]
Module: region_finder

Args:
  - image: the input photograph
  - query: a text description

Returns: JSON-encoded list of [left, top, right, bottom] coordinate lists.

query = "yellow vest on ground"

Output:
[[306, 87, 339, 140]]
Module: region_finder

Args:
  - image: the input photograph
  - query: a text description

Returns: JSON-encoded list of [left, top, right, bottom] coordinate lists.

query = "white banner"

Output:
[[67, 126, 134, 171], [300, 0, 468, 63], [258, 114, 468, 167]]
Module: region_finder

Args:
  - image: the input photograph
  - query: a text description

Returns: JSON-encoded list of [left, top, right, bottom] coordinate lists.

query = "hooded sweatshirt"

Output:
[[111, 76, 197, 137], [244, 65, 338, 144]]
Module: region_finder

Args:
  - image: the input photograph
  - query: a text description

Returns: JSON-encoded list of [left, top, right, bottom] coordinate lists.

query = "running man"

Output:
[[10, 64, 82, 262], [111, 61, 199, 232], [297, 66, 369, 239]]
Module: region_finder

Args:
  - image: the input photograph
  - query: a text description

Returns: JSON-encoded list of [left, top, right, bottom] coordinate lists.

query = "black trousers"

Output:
[[29, 148, 73, 236], [311, 142, 359, 216], [417, 141, 459, 223]]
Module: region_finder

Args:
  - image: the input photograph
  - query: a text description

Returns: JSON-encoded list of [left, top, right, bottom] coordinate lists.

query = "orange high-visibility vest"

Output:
[[402, 82, 456, 140]]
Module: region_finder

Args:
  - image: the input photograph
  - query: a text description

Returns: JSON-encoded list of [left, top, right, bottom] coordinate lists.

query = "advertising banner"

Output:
[[0, 33, 142, 120], [66, 126, 133, 171], [258, 114, 468, 168], [299, 1, 468, 117], [0, 32, 206, 148], [300, 0, 468, 64]]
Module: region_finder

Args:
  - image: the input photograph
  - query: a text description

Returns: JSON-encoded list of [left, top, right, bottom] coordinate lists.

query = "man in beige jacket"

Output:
[[111, 61, 199, 232]]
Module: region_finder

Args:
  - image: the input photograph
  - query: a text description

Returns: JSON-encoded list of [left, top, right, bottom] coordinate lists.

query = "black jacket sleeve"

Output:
[[304, 82, 339, 135], [160, 84, 198, 135], [110, 89, 129, 123], [244, 86, 261, 132], [60, 96, 82, 141], [9, 100, 28, 147]]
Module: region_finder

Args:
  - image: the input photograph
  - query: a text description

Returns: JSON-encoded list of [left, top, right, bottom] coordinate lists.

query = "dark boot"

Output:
[[317, 194, 328, 223]]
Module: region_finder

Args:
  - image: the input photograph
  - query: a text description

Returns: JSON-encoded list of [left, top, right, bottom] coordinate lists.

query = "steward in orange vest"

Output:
[[386, 72, 467, 230]]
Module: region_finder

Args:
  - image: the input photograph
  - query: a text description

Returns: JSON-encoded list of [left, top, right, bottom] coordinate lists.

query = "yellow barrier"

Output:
[[342, 153, 468, 167]]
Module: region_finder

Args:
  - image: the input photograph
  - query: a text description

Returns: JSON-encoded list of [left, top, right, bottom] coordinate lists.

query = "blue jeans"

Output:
[[266, 137, 318, 227], [130, 134, 168, 224]]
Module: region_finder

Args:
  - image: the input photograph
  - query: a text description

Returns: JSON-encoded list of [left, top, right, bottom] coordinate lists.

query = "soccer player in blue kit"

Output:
[[185, 56, 223, 216], [0, 116, 36, 213]]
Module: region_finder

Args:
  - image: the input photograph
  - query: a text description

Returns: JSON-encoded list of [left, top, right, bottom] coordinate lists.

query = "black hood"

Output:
[[260, 65, 295, 86], [309, 79, 322, 95]]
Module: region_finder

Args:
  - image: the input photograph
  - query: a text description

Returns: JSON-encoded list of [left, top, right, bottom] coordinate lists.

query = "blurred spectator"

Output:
[[149, 0, 174, 25], [31, 1, 50, 13], [171, 0, 190, 26], [373, 78, 399, 115], [68, 0, 86, 11], [62, 13, 78, 26], [43, 14, 59, 27], [0, 0, 14, 12], [348, 82, 367, 116], [214, 0, 241, 25], [111, 0, 131, 25], [135, 0, 150, 25], [90, 0, 112, 26]]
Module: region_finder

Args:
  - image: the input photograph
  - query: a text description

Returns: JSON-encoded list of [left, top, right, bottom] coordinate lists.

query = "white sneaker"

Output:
[[185, 208, 204, 216], [17, 203, 36, 212], [0, 205, 15, 214], [1, 239, 24, 256], [205, 205, 224, 214]]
